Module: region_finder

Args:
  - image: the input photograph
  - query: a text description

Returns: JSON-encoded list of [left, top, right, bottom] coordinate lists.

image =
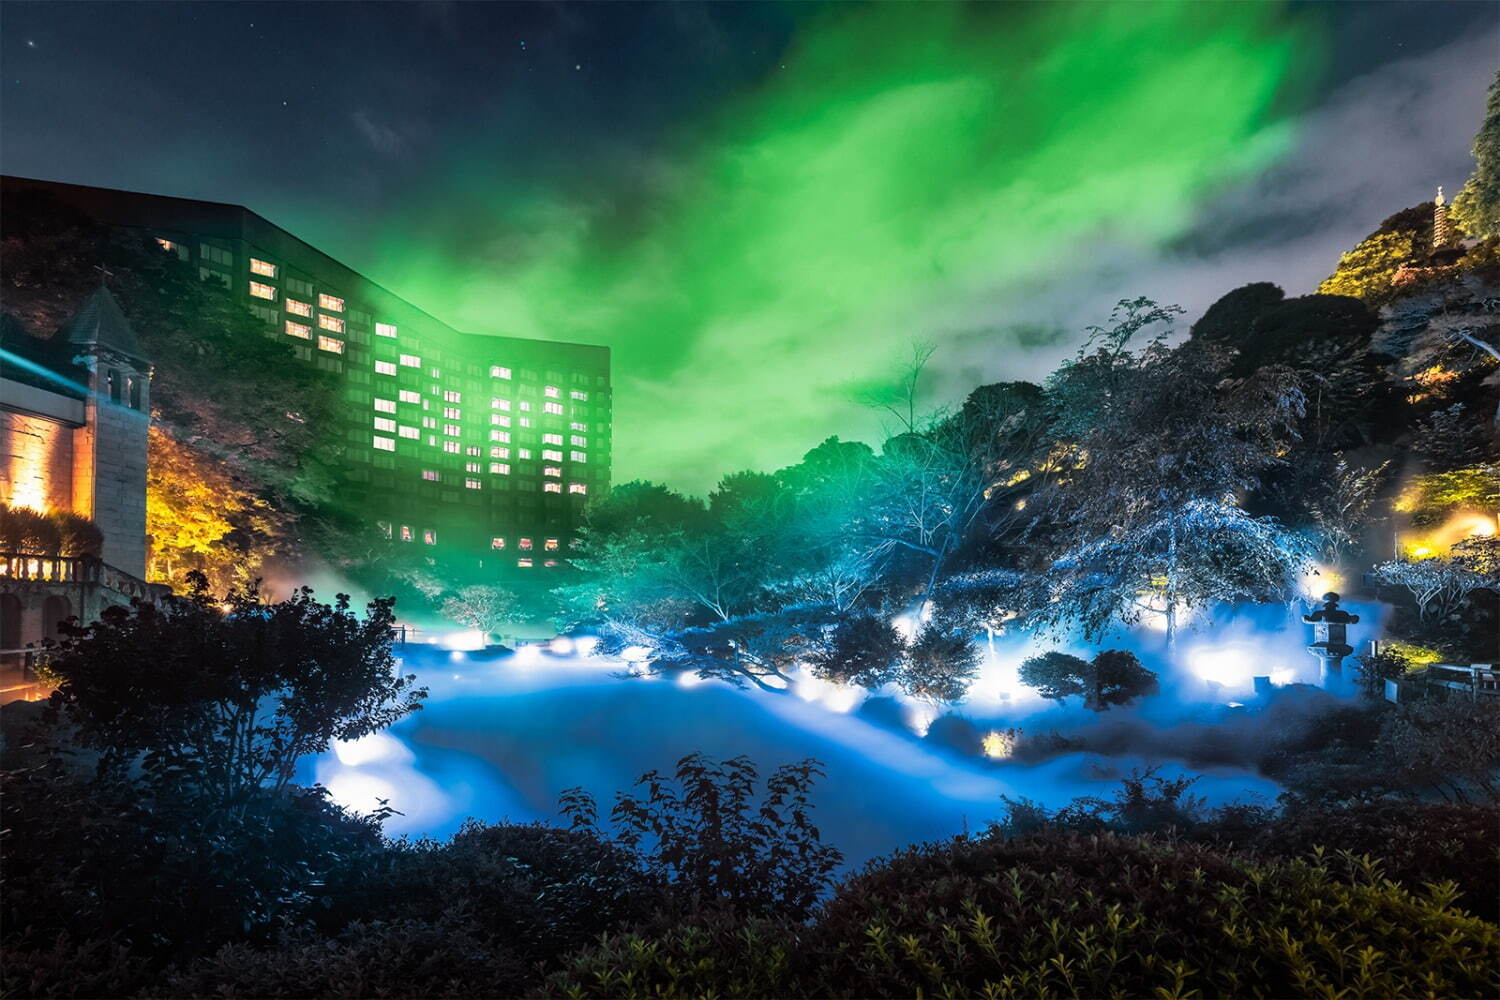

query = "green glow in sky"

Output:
[[374, 1, 1313, 492]]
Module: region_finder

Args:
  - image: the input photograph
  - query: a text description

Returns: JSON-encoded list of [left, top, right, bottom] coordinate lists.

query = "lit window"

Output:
[[542, 449, 563, 461], [490, 462, 511, 475], [570, 435, 588, 447], [443, 390, 462, 403], [544, 466, 562, 477], [491, 414, 511, 427], [319, 293, 345, 312], [571, 390, 588, 401], [422, 416, 437, 429], [422, 469, 440, 481], [519, 417, 532, 428], [317, 335, 345, 354], [544, 402, 564, 415], [544, 538, 560, 551], [375, 322, 397, 338], [544, 482, 562, 493], [156, 237, 177, 252], [490, 447, 510, 458], [400, 525, 413, 542], [543, 433, 563, 445], [544, 385, 560, 398], [570, 451, 587, 463], [517, 558, 533, 568], [465, 445, 480, 456], [375, 398, 397, 413], [400, 354, 421, 368], [375, 360, 398, 376], [491, 365, 512, 379], [319, 314, 345, 333], [519, 401, 532, 411], [569, 483, 588, 494], [286, 298, 312, 317], [398, 425, 419, 439], [491, 537, 506, 550], [444, 423, 461, 436], [491, 398, 511, 411], [250, 258, 277, 278], [374, 417, 396, 432], [465, 478, 481, 490], [377, 520, 392, 539], [440, 406, 459, 420], [423, 529, 436, 545], [429, 367, 441, 379], [443, 441, 460, 454], [570, 421, 588, 432], [490, 430, 511, 443], [286, 320, 312, 339], [398, 389, 420, 403], [373, 436, 395, 451], [544, 560, 558, 568], [249, 280, 277, 300], [464, 461, 480, 473], [517, 448, 532, 460]]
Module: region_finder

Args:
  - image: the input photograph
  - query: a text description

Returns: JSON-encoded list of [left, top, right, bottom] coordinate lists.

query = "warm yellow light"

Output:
[[982, 729, 1018, 759]]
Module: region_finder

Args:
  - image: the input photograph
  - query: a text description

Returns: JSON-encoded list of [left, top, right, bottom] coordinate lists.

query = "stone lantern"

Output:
[[1304, 592, 1359, 691]]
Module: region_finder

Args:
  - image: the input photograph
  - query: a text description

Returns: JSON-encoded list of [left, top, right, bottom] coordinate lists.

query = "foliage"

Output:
[[41, 573, 425, 800], [560, 753, 842, 920], [1188, 280, 1285, 345], [1395, 463, 1500, 521], [0, 503, 101, 556], [1371, 545, 1499, 625], [1376, 695, 1500, 805], [1318, 230, 1418, 302], [1349, 647, 1412, 700], [1450, 69, 1500, 240], [548, 833, 1500, 999], [900, 619, 982, 701], [1018, 648, 1159, 711], [805, 613, 904, 688], [440, 583, 518, 639]]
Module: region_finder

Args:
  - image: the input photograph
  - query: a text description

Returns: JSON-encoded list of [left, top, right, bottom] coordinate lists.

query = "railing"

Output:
[[0, 552, 100, 584], [1421, 663, 1500, 698]]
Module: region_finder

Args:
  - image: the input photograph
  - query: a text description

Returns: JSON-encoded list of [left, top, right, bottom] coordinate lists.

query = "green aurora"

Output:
[[370, 1, 1317, 492]]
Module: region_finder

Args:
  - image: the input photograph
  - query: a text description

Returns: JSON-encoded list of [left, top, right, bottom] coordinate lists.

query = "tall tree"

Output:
[[1451, 69, 1500, 240]]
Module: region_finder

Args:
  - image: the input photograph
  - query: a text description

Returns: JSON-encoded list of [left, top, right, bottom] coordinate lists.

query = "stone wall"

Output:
[[1, 378, 83, 514]]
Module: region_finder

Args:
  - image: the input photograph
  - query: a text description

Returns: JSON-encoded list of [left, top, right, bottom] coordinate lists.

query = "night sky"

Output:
[[3, 1, 1496, 490]]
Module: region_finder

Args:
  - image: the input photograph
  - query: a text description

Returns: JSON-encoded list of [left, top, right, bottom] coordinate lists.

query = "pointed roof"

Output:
[[58, 285, 147, 364]]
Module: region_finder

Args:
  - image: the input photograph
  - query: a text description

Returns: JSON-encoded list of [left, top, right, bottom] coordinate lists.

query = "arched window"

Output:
[[106, 368, 122, 402]]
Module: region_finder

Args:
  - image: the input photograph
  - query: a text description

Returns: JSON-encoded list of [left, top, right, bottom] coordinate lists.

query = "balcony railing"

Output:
[[0, 552, 100, 584]]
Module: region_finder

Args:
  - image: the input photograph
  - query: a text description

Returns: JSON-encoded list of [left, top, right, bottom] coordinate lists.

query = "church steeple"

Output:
[[1433, 186, 1453, 250]]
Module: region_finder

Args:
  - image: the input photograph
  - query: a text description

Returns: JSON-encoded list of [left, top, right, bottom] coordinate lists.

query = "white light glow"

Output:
[[439, 629, 485, 651], [1189, 644, 1264, 689], [620, 645, 652, 663], [549, 637, 575, 655], [332, 731, 412, 767]]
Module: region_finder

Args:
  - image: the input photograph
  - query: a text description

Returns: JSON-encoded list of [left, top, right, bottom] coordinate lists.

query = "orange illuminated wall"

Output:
[[1, 379, 85, 517]]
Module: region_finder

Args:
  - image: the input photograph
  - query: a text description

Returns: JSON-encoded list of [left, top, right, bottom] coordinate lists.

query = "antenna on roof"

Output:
[[92, 264, 115, 286]]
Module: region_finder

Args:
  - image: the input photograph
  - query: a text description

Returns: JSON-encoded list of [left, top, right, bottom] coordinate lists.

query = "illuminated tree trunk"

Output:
[[1164, 512, 1179, 655]]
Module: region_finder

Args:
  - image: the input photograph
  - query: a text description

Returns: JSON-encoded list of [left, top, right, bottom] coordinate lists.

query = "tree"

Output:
[[900, 620, 982, 702], [1371, 543, 1500, 625], [1025, 299, 1309, 649], [1189, 282, 1286, 346], [1450, 69, 1500, 240], [805, 614, 904, 688], [41, 574, 426, 801], [1019, 649, 1159, 711], [441, 584, 519, 640], [1294, 456, 1393, 563], [1317, 231, 1417, 302]]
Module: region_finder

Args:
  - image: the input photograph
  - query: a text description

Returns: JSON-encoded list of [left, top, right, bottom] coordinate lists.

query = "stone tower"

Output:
[[1433, 186, 1453, 250], [58, 286, 151, 578]]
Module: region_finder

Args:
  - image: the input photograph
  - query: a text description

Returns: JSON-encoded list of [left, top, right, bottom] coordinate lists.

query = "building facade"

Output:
[[3, 177, 612, 576]]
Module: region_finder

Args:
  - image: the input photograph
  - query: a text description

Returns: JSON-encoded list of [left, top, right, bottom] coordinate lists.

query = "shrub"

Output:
[[549, 833, 1500, 998], [51, 510, 104, 557]]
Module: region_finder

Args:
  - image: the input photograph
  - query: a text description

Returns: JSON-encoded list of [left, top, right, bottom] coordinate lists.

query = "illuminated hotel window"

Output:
[[465, 461, 481, 473], [491, 414, 511, 427], [570, 435, 588, 447], [543, 466, 562, 477], [374, 398, 396, 413], [443, 441, 460, 454], [398, 389, 420, 403], [491, 537, 506, 550], [571, 390, 589, 401], [544, 560, 558, 568], [570, 421, 588, 432], [519, 417, 532, 429], [490, 462, 511, 475], [465, 478, 481, 490], [543, 433, 563, 445], [491, 365, 512, 379], [423, 529, 437, 545], [544, 482, 562, 493], [249, 280, 277, 300], [429, 367, 442, 379], [156, 237, 177, 252], [542, 448, 563, 460], [286, 298, 312, 317], [544, 386, 560, 398], [374, 417, 396, 433], [250, 258, 278, 278], [490, 430, 511, 443], [491, 398, 511, 410], [519, 538, 533, 550], [466, 445, 481, 457], [570, 451, 587, 463], [318, 336, 345, 354], [544, 402, 564, 415], [517, 558, 533, 568], [373, 436, 395, 451], [400, 354, 421, 368], [286, 320, 312, 340], [422, 469, 440, 481], [399, 425, 419, 439], [422, 416, 437, 429], [319, 293, 345, 312], [443, 390, 462, 403], [443, 423, 461, 436], [442, 406, 460, 419], [400, 525, 413, 542], [319, 314, 345, 333], [517, 448, 532, 459], [490, 446, 510, 458], [544, 538, 560, 551], [375, 322, 398, 338], [569, 483, 588, 494], [375, 360, 398, 376], [518, 401, 531, 411]]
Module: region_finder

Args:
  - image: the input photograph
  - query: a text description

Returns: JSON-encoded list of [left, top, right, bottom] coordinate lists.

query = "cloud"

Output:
[[351, 110, 408, 156]]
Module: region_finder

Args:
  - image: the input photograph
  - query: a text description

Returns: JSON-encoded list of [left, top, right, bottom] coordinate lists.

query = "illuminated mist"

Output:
[[368, 1, 1314, 489]]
